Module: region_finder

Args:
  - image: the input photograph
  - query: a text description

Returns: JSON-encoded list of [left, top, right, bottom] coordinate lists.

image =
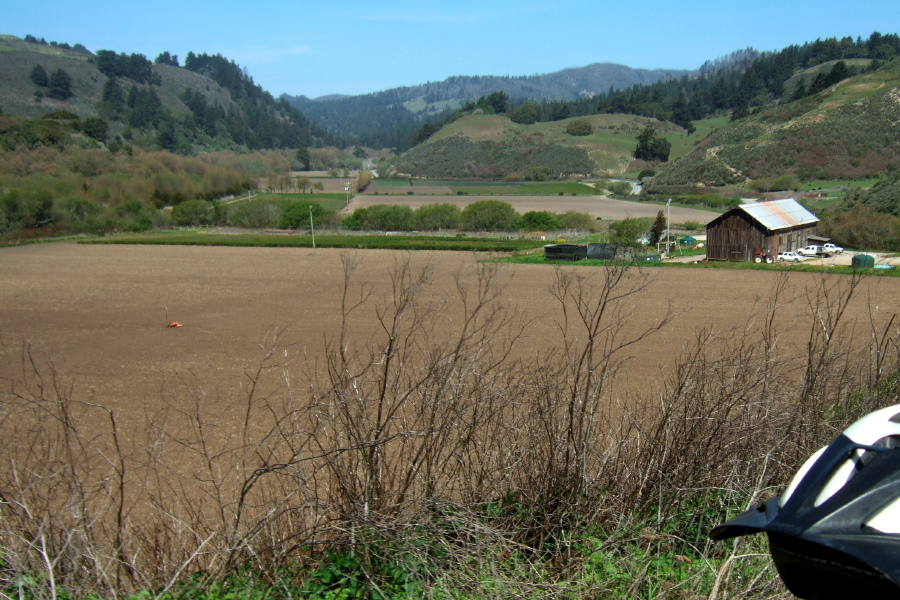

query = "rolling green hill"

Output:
[[386, 113, 712, 179], [647, 59, 900, 191]]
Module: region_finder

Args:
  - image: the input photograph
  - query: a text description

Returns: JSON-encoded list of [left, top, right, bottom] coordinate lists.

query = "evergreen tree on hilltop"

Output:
[[154, 51, 180, 67], [95, 50, 158, 84]]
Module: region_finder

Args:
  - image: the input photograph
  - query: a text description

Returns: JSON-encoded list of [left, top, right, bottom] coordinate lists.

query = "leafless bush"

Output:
[[1, 262, 898, 599]]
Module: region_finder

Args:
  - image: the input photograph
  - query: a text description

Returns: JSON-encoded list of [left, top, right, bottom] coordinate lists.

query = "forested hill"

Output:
[[282, 63, 692, 150], [387, 32, 900, 183], [414, 34, 899, 139], [0, 34, 331, 153]]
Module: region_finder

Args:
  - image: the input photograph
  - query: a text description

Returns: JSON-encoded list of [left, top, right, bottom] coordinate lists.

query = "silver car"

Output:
[[777, 251, 803, 263]]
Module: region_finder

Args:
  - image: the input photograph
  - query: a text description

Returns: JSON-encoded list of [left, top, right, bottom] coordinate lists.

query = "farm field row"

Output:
[[2, 243, 897, 442]]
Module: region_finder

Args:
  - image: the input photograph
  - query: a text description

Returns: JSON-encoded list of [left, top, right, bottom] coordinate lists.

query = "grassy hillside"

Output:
[[387, 113, 713, 179], [0, 35, 224, 122], [0, 34, 323, 153], [648, 59, 900, 190]]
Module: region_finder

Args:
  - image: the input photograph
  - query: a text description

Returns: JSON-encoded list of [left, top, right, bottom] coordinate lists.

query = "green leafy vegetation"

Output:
[[460, 199, 519, 231], [518, 210, 560, 230], [0, 143, 264, 239], [391, 134, 597, 180], [609, 216, 652, 246], [633, 124, 670, 161], [819, 205, 900, 251], [649, 60, 900, 190], [565, 119, 594, 136], [596, 179, 633, 197], [844, 169, 900, 216]]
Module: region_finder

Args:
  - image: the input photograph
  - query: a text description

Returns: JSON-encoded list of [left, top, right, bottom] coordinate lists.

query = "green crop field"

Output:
[[246, 193, 347, 212], [450, 182, 598, 195], [84, 232, 548, 252]]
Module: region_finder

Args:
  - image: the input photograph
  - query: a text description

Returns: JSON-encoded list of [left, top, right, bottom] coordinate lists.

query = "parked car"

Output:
[[777, 251, 803, 263], [798, 245, 833, 257], [822, 243, 844, 254]]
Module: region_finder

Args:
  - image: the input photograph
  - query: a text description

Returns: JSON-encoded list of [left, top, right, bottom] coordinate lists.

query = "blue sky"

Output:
[[6, 0, 899, 98]]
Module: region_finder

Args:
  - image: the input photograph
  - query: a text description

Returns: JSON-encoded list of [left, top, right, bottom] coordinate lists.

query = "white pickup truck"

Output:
[[822, 243, 844, 254], [798, 245, 833, 257]]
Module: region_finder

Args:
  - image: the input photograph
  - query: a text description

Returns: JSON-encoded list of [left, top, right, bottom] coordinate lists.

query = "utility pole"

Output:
[[666, 198, 672, 254], [309, 206, 316, 255]]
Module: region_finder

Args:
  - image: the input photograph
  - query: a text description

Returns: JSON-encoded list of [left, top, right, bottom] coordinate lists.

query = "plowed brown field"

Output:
[[1, 243, 898, 440]]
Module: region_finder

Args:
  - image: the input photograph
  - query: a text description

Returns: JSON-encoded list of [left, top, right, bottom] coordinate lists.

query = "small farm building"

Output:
[[544, 244, 588, 261], [705, 199, 819, 262]]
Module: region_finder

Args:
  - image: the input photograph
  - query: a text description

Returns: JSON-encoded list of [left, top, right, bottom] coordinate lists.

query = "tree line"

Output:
[[22, 34, 91, 55]]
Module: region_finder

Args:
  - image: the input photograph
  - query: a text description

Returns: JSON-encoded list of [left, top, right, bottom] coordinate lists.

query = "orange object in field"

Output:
[[166, 322, 182, 328]]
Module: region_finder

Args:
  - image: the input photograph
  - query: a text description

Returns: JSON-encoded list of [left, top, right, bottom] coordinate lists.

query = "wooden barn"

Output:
[[706, 199, 819, 262]]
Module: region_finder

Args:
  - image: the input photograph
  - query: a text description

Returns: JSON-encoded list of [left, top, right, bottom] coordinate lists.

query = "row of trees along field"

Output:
[[128, 198, 603, 234]]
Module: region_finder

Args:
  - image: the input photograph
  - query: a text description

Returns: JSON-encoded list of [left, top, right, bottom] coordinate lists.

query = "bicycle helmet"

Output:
[[710, 404, 900, 599]]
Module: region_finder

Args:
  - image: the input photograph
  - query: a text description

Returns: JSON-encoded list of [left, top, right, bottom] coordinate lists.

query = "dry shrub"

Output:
[[1, 263, 898, 599]]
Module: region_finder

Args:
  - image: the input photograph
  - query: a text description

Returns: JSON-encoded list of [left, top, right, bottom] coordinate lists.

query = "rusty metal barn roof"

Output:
[[738, 199, 819, 231]]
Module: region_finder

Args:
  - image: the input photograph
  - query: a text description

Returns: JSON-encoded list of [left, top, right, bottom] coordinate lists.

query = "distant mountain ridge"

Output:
[[303, 62, 693, 104], [282, 63, 692, 149]]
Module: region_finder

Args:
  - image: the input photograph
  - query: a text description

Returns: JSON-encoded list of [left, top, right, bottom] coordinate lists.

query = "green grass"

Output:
[[494, 252, 900, 276], [667, 116, 729, 158], [249, 193, 347, 212], [373, 180, 604, 196], [83, 232, 548, 252], [801, 176, 881, 191], [409, 113, 711, 178], [371, 179, 422, 187], [450, 182, 597, 195]]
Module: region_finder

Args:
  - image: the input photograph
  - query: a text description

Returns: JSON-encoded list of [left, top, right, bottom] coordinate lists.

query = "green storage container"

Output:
[[852, 254, 875, 269]]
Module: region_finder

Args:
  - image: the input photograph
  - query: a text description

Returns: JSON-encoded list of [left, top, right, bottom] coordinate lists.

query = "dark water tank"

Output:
[[851, 254, 875, 269]]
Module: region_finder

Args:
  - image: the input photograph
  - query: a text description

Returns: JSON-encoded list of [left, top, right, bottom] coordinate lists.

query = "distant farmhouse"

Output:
[[706, 199, 820, 262]]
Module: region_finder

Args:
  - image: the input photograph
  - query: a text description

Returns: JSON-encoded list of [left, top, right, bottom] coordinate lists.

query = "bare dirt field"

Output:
[[346, 193, 717, 223], [2, 241, 899, 579], [2, 243, 897, 426]]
